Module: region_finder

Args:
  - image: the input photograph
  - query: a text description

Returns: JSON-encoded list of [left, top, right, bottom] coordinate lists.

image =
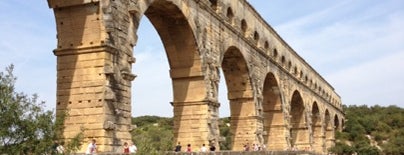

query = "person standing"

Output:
[[129, 142, 137, 154], [200, 144, 207, 152], [174, 142, 182, 152], [56, 141, 65, 154], [85, 139, 97, 155], [51, 140, 59, 155], [209, 144, 216, 152], [186, 144, 192, 152], [123, 142, 130, 154]]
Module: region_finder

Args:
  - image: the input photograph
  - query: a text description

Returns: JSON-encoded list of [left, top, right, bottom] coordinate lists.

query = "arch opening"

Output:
[[311, 102, 323, 153], [131, 0, 208, 150], [290, 91, 309, 150], [324, 110, 333, 152], [262, 73, 286, 150], [221, 46, 255, 151], [334, 115, 340, 131]]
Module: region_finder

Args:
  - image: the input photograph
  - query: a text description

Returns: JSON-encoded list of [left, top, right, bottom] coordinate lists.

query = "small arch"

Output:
[[226, 7, 234, 22], [300, 71, 303, 79], [304, 76, 308, 82], [254, 31, 260, 42], [273, 48, 278, 58], [209, 0, 218, 11], [264, 41, 269, 49], [287, 61, 292, 70], [293, 66, 298, 75], [241, 19, 248, 35], [281, 56, 286, 65]]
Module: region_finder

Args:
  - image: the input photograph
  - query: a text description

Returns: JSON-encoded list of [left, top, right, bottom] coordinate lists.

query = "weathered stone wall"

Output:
[[47, 0, 344, 154]]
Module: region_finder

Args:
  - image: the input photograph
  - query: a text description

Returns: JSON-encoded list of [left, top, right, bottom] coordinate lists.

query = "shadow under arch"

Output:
[[324, 109, 333, 152], [131, 0, 208, 148], [334, 114, 340, 131], [311, 102, 323, 153], [262, 72, 287, 150], [221, 46, 256, 151], [290, 90, 309, 150]]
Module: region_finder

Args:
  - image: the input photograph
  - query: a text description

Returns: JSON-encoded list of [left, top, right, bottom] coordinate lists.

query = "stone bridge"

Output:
[[47, 0, 344, 154]]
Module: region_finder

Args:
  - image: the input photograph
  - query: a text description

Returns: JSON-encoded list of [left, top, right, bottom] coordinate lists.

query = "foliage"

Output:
[[131, 115, 174, 154], [0, 65, 82, 154], [130, 116, 234, 153], [0, 65, 55, 154], [130, 105, 404, 154], [329, 105, 404, 154], [219, 117, 232, 150], [64, 127, 85, 154]]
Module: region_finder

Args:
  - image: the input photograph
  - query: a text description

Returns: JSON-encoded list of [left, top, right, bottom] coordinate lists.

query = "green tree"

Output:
[[0, 65, 55, 154], [331, 105, 404, 154], [219, 117, 232, 150], [0, 65, 83, 154]]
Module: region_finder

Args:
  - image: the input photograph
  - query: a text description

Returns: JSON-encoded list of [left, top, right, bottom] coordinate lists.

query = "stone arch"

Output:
[[253, 31, 260, 43], [209, 0, 218, 11], [221, 46, 256, 151], [262, 72, 287, 150], [290, 90, 309, 150], [226, 7, 234, 23], [133, 0, 209, 149], [334, 114, 340, 131], [241, 19, 248, 36], [311, 102, 323, 153], [273, 48, 278, 58], [324, 109, 333, 152], [264, 41, 269, 50]]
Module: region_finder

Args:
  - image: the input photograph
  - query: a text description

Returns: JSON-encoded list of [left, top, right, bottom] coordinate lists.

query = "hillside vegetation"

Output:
[[131, 105, 404, 154], [330, 105, 404, 154]]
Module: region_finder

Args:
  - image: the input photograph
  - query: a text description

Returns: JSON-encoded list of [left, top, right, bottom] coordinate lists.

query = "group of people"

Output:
[[243, 143, 266, 151], [174, 142, 216, 152], [84, 139, 138, 154], [122, 141, 138, 154]]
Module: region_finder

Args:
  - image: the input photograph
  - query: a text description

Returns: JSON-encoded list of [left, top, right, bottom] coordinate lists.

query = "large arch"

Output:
[[334, 115, 340, 131], [262, 72, 287, 150], [138, 0, 213, 149], [324, 109, 333, 152], [221, 46, 256, 151], [311, 102, 323, 153], [290, 90, 309, 150]]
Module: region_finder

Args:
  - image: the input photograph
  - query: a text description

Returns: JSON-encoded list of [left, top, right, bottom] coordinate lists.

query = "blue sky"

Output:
[[0, 0, 403, 117]]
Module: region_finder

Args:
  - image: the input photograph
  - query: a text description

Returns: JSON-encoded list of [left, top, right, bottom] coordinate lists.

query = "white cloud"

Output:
[[326, 51, 404, 107]]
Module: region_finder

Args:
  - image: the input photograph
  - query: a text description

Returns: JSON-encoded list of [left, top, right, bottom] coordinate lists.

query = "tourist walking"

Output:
[[186, 144, 192, 152], [129, 142, 137, 154], [85, 139, 97, 154], [123, 142, 130, 154], [200, 144, 207, 152], [174, 142, 182, 152]]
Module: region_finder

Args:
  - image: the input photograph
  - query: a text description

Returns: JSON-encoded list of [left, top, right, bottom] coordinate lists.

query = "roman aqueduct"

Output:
[[47, 0, 344, 153]]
